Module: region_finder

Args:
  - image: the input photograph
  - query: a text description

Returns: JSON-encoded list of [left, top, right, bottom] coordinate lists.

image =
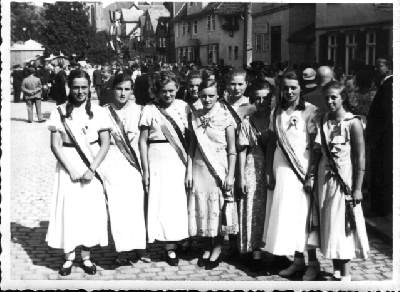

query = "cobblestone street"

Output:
[[8, 100, 393, 283]]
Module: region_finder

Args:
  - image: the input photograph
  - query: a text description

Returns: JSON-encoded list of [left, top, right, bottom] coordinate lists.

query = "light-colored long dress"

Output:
[[237, 115, 269, 253], [316, 112, 369, 259], [46, 103, 109, 252], [100, 101, 146, 252], [188, 102, 238, 237], [262, 103, 317, 256], [139, 100, 189, 243]]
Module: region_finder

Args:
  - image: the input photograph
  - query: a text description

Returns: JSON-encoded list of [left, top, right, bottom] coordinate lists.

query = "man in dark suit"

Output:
[[366, 57, 393, 217], [99, 65, 114, 106], [11, 64, 24, 102], [50, 65, 67, 105], [92, 65, 102, 100]]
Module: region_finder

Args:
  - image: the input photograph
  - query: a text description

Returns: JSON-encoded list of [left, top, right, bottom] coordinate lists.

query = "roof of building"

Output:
[[147, 4, 170, 31], [11, 39, 44, 51], [174, 2, 244, 22]]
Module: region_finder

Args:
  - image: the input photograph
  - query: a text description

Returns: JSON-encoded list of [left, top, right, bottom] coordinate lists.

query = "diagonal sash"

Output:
[[319, 114, 359, 236], [57, 107, 107, 200], [219, 98, 242, 126], [107, 105, 142, 174], [273, 108, 307, 184], [189, 115, 225, 192], [155, 106, 187, 165]]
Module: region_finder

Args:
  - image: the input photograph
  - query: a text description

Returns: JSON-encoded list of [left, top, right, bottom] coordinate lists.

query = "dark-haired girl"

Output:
[[262, 71, 320, 280], [139, 72, 189, 266], [237, 80, 273, 267], [101, 73, 147, 264], [313, 81, 369, 281], [46, 70, 111, 276]]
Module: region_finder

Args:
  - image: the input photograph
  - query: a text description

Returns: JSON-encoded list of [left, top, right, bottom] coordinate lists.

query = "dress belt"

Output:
[[148, 139, 168, 144], [62, 140, 99, 147]]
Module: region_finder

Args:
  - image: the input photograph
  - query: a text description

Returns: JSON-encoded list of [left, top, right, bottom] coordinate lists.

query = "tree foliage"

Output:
[[86, 31, 111, 65], [11, 2, 45, 43], [39, 2, 91, 57]]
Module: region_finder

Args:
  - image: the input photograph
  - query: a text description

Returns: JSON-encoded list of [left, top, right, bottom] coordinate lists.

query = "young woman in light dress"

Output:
[[262, 71, 320, 280], [101, 73, 147, 264], [46, 70, 111, 276], [312, 81, 369, 281], [186, 79, 237, 270], [139, 72, 189, 266]]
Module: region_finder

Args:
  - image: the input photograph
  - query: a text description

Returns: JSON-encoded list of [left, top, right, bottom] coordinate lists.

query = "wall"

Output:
[[316, 3, 392, 29], [175, 13, 245, 68], [252, 8, 290, 64]]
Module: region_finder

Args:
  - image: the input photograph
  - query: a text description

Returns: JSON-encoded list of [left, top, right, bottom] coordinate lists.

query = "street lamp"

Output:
[[22, 27, 27, 41]]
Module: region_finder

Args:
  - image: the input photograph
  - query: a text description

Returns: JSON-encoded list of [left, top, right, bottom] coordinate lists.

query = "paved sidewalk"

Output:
[[8, 101, 393, 281]]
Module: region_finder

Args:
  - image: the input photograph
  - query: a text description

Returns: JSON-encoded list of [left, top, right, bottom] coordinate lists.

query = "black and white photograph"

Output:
[[0, 0, 398, 290]]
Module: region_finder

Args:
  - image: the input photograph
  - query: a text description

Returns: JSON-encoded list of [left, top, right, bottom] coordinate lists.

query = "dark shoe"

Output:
[[58, 261, 73, 276], [37, 119, 46, 123], [205, 257, 221, 270], [82, 260, 97, 275], [197, 257, 208, 267], [248, 258, 265, 273], [165, 250, 179, 266]]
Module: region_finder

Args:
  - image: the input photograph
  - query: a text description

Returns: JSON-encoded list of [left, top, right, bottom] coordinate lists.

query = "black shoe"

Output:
[[197, 257, 209, 267], [205, 257, 221, 270], [37, 119, 46, 123], [58, 261, 73, 276], [165, 250, 179, 266], [82, 260, 97, 275]]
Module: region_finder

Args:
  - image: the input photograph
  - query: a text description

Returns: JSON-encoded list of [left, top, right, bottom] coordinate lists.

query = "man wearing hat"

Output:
[[21, 66, 45, 123], [301, 68, 317, 95], [303, 66, 334, 114]]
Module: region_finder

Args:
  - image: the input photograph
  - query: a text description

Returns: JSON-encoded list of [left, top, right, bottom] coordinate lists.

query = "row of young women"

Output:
[[46, 68, 369, 281]]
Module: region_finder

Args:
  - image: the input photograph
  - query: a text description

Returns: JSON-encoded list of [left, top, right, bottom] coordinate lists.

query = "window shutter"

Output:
[[319, 33, 328, 64], [376, 29, 390, 58]]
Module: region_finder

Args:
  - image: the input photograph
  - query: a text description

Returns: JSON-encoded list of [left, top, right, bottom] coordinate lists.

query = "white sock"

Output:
[[168, 250, 176, 259], [333, 270, 341, 279], [253, 250, 262, 260]]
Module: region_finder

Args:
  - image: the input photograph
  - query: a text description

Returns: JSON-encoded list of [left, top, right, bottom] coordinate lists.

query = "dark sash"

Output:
[[107, 105, 142, 174], [273, 107, 307, 184], [57, 107, 107, 199], [219, 98, 242, 126], [319, 114, 358, 236], [189, 117, 224, 193], [155, 106, 187, 165]]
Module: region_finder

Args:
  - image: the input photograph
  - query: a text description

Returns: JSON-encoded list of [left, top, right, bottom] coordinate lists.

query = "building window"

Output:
[[366, 31, 376, 66], [176, 24, 180, 37], [159, 37, 166, 48], [228, 46, 232, 60], [208, 44, 218, 64], [188, 47, 194, 61], [189, 2, 194, 7], [188, 22, 192, 34], [327, 34, 337, 63], [183, 22, 187, 36], [255, 33, 268, 52], [193, 20, 198, 34], [345, 32, 357, 74], [208, 14, 215, 31], [234, 46, 239, 60]]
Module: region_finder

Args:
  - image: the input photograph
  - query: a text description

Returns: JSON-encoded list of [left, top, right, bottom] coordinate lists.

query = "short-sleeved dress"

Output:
[[100, 101, 146, 252], [315, 112, 369, 259], [188, 102, 239, 237], [139, 99, 189, 243], [46, 103, 110, 252], [237, 114, 270, 253], [262, 103, 317, 256]]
